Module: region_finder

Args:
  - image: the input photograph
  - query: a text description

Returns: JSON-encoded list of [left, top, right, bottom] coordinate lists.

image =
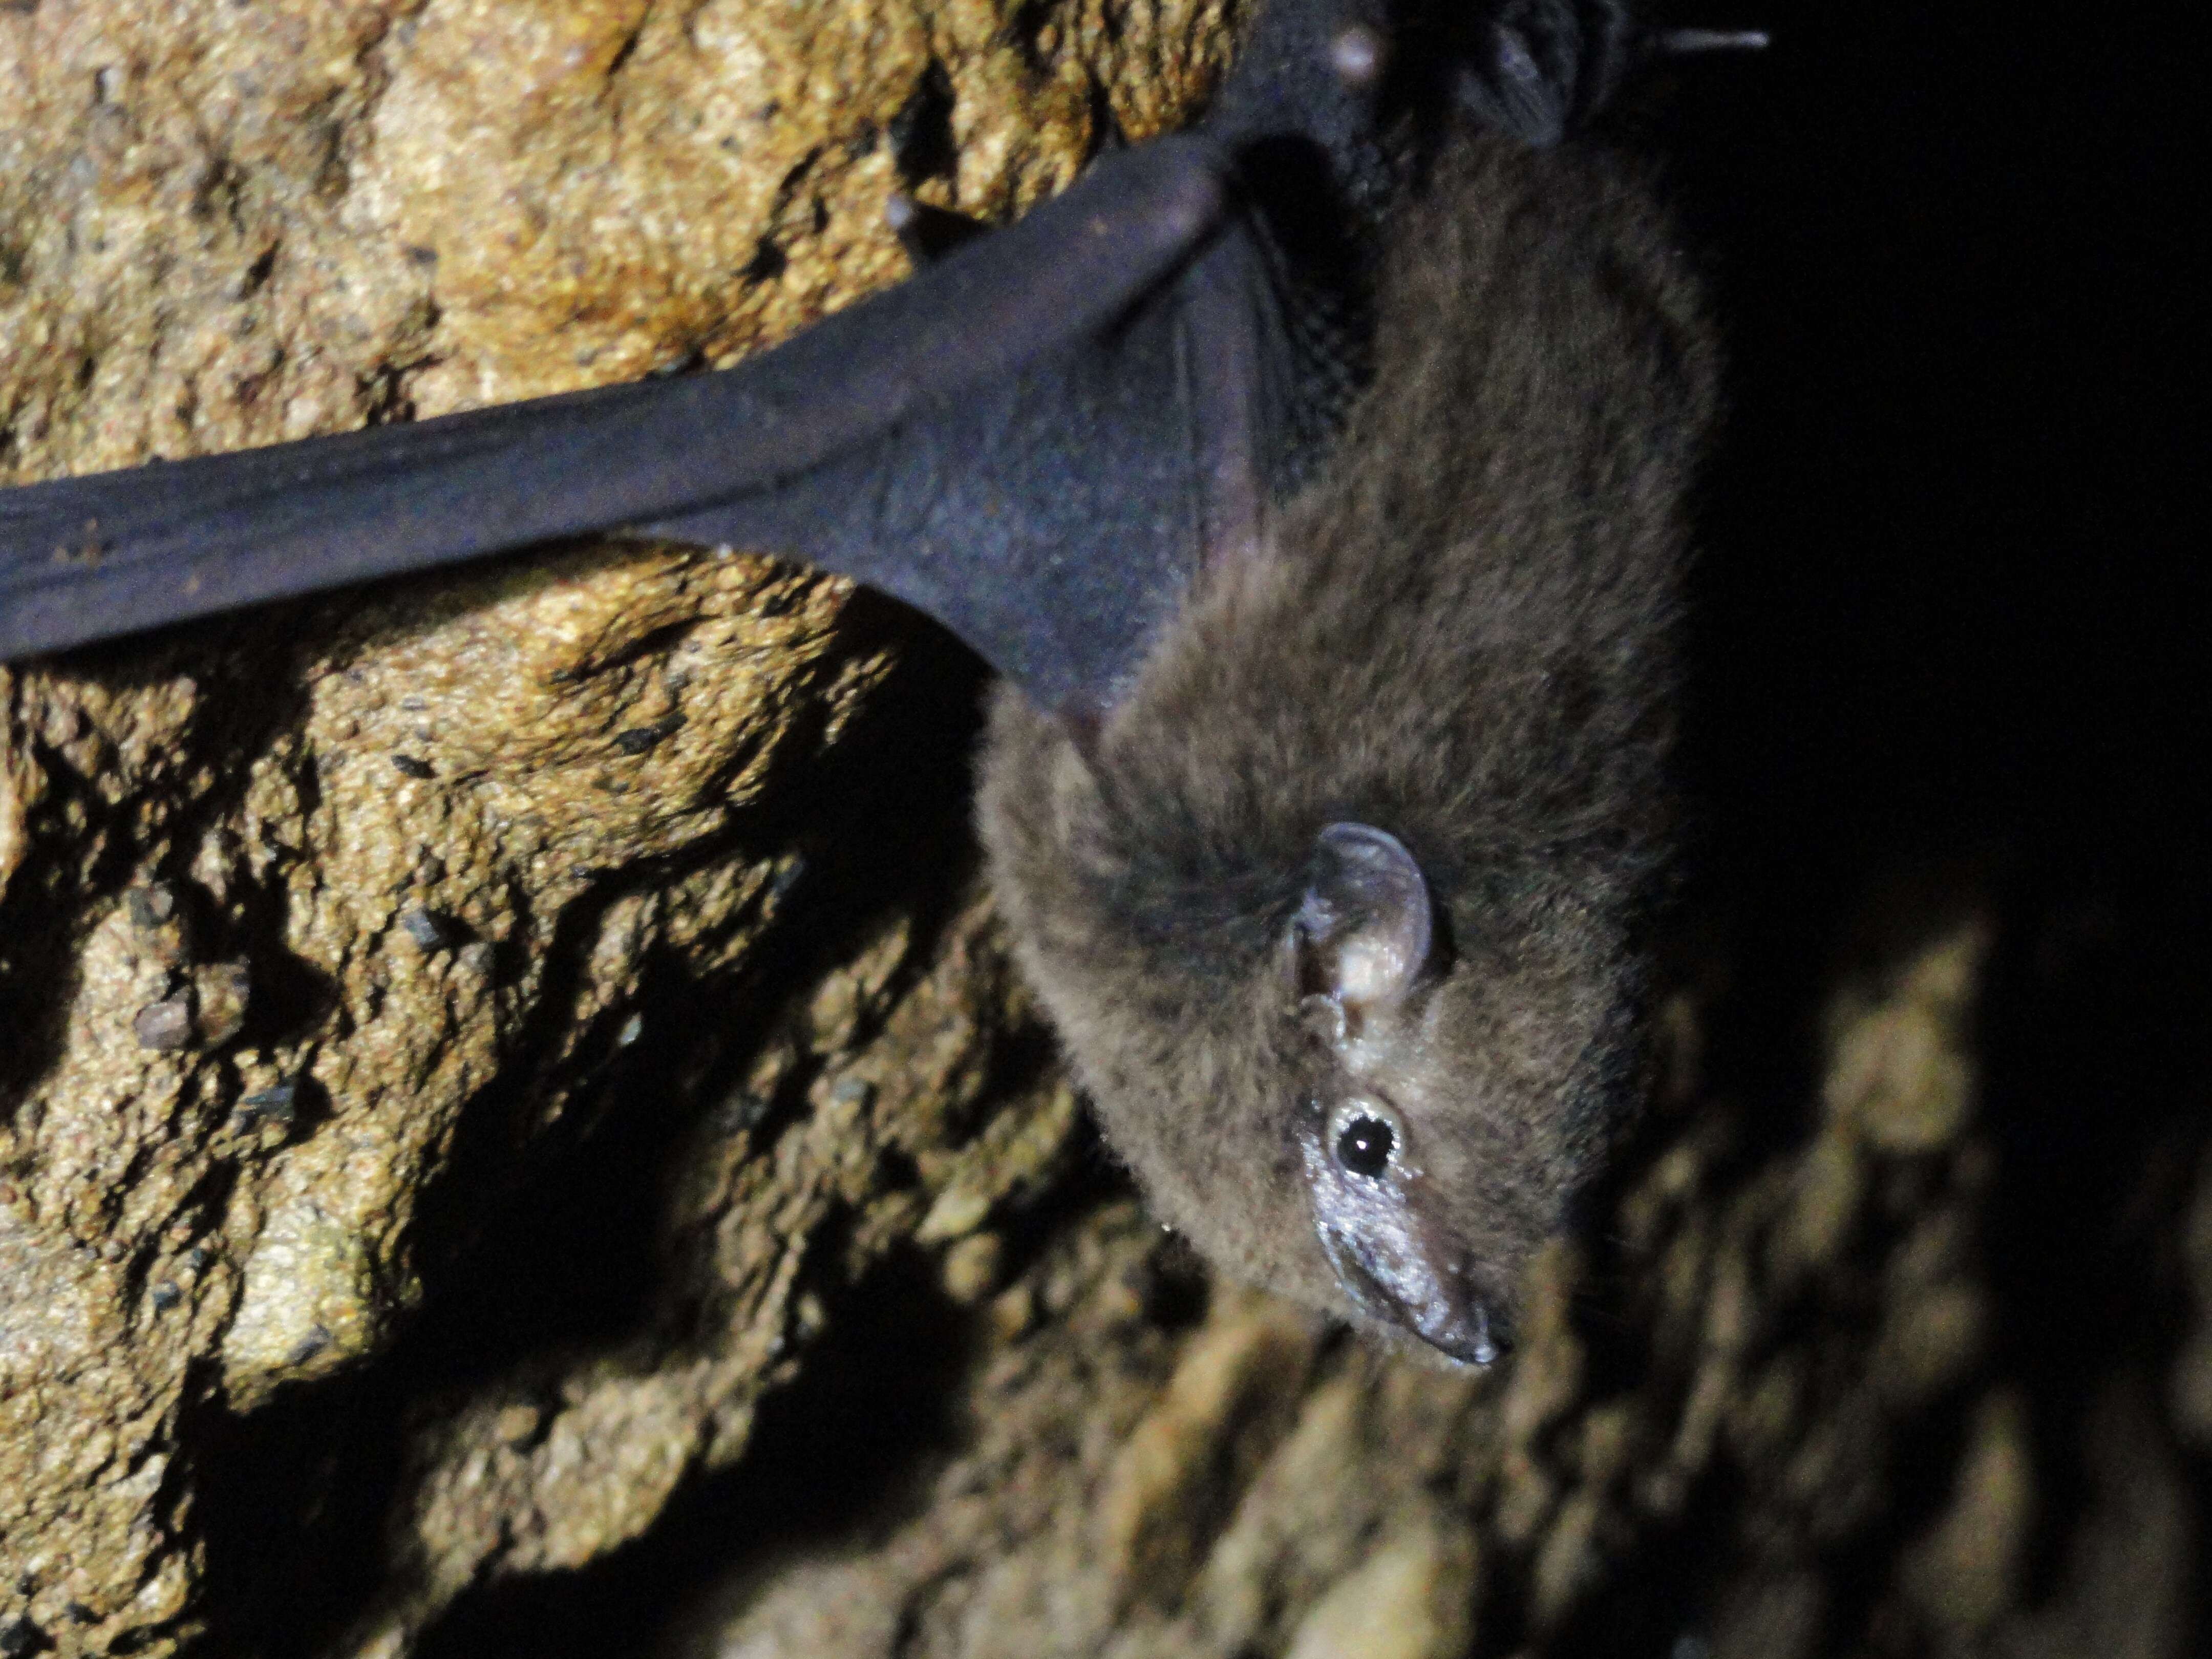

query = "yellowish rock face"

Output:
[[0, 2, 1232, 1649]]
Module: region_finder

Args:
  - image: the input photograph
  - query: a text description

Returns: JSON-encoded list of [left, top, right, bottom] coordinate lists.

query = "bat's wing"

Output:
[[0, 137, 1267, 713], [2, 0, 1710, 704], [641, 153, 1292, 715]]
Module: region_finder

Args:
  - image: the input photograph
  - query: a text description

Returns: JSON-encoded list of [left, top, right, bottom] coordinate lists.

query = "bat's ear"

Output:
[[1287, 823, 1434, 1023]]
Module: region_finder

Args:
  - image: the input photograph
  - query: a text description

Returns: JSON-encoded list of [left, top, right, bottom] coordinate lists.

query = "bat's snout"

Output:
[[1317, 1219, 1507, 1368]]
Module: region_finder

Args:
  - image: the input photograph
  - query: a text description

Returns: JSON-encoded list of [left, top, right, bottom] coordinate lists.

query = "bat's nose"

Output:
[[1322, 1226, 1509, 1367], [1410, 1295, 1504, 1368]]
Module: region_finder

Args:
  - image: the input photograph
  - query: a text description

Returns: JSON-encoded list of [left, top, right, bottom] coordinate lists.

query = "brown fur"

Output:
[[976, 132, 1719, 1350]]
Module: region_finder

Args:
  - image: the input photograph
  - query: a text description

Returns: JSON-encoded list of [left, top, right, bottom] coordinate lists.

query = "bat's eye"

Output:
[[1333, 1107, 1397, 1178]]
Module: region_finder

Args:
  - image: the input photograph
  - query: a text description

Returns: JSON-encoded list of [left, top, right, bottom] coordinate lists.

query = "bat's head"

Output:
[[1284, 823, 1507, 1363], [977, 695, 1651, 1370], [1276, 822, 1643, 1364]]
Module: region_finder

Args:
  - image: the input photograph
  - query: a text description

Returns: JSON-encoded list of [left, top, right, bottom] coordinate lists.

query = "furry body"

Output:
[[980, 133, 1717, 1354]]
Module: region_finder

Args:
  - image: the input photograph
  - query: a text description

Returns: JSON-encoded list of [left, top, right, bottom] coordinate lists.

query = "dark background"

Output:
[[1678, 6, 2211, 1645], [1676, 0, 2202, 881]]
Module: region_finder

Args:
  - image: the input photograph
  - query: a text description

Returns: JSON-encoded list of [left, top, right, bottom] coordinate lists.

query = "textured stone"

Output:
[[1281, 1509, 1480, 1659], [0, 2, 1236, 1652]]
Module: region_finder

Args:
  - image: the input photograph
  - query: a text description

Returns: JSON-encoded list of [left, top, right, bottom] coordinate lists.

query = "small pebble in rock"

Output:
[[235, 1083, 299, 1134], [398, 906, 454, 950], [133, 996, 194, 1051], [126, 884, 177, 929]]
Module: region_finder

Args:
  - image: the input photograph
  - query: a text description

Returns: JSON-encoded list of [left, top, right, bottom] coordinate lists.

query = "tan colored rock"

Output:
[[0, 2, 1234, 1652], [2172, 1142, 2212, 1446], [1282, 1507, 1479, 1659], [1094, 1287, 1322, 1614], [1898, 1387, 2035, 1641], [1820, 883, 1992, 1156], [1991, 1379, 2196, 1659], [669, 1197, 1504, 1659]]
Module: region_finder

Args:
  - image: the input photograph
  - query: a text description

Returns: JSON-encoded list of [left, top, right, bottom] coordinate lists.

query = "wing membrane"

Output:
[[1, 137, 1253, 710]]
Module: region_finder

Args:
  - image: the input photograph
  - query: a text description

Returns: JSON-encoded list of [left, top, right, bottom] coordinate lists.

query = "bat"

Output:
[[0, 0, 1750, 1364]]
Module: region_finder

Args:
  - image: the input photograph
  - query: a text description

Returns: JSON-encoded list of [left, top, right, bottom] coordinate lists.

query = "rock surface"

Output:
[[3, 3, 2205, 1659], [0, 1, 1228, 1650]]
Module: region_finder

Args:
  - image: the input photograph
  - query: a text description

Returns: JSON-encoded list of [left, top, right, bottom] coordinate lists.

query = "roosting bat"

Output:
[[0, 0, 1750, 1364]]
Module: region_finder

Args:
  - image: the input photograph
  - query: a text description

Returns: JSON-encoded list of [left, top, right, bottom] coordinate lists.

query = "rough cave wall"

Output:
[[0, 1, 1231, 1650], [3, 3, 2208, 1659]]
